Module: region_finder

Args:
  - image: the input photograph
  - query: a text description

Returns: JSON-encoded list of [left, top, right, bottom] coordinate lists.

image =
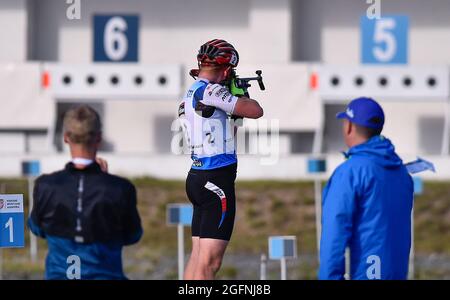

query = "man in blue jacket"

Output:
[[319, 97, 414, 280]]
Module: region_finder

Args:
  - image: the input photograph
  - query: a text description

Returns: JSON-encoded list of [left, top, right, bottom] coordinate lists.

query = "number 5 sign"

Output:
[[94, 15, 139, 62], [0, 194, 24, 248], [361, 15, 409, 64]]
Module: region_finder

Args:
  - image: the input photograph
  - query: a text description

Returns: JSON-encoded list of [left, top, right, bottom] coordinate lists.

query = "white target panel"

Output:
[[318, 66, 449, 101], [43, 63, 182, 99]]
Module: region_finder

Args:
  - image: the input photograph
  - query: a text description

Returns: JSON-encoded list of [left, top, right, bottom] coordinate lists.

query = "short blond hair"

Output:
[[63, 105, 102, 145]]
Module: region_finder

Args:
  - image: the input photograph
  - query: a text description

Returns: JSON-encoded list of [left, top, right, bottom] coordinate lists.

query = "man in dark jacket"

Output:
[[319, 97, 413, 280], [28, 105, 142, 280]]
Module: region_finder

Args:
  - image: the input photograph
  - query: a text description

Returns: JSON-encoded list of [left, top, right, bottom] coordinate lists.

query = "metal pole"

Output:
[[177, 224, 184, 280], [408, 207, 415, 280], [312, 118, 324, 155], [440, 101, 450, 155], [314, 179, 322, 261], [28, 177, 37, 263], [260, 254, 267, 280], [344, 247, 351, 280], [0, 183, 5, 280], [280, 257, 287, 280]]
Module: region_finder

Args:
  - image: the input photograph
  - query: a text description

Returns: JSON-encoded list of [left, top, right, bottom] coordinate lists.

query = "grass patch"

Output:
[[217, 265, 239, 279], [1, 177, 449, 279]]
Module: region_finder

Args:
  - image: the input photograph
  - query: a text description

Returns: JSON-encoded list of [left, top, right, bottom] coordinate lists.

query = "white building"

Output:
[[0, 0, 449, 179]]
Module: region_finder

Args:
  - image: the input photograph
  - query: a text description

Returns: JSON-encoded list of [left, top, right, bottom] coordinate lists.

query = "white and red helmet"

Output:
[[197, 39, 239, 67]]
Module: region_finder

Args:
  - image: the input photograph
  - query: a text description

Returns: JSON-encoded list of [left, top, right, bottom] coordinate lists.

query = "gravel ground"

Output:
[[1, 252, 449, 280], [123, 252, 450, 280]]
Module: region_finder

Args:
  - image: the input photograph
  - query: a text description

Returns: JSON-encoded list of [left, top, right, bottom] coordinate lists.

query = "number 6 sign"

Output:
[[0, 194, 24, 248], [94, 15, 139, 62], [361, 15, 409, 64]]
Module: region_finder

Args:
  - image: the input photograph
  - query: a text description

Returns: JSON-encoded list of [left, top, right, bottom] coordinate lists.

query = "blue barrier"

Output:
[[167, 204, 193, 226], [268, 236, 297, 260], [21, 160, 41, 177], [307, 158, 326, 173], [413, 177, 423, 195]]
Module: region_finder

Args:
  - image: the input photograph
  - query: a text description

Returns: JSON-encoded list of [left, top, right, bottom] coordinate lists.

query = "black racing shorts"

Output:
[[185, 163, 237, 241]]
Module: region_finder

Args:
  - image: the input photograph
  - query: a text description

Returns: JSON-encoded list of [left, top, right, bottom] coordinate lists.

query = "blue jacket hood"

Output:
[[345, 135, 403, 169]]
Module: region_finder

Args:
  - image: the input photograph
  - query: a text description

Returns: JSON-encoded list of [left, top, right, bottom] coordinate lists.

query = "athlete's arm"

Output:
[[232, 97, 263, 119], [202, 83, 263, 119]]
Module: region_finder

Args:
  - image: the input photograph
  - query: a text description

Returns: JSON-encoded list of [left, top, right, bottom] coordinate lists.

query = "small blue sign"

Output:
[[22, 160, 40, 177], [361, 15, 409, 64], [167, 204, 193, 226], [307, 158, 327, 173], [269, 236, 297, 260], [405, 157, 436, 174], [94, 15, 139, 62], [0, 194, 25, 248]]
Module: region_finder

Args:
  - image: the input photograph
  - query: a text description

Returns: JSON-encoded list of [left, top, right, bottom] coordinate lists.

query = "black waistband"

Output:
[[189, 163, 237, 175]]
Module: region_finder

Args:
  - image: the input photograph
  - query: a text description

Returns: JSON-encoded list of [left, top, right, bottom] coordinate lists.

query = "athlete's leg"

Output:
[[184, 171, 203, 280], [193, 238, 229, 280], [184, 236, 200, 279], [189, 164, 237, 280]]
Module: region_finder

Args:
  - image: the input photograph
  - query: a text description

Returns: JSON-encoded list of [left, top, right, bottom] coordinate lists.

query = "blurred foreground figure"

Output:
[[28, 105, 142, 280], [319, 97, 413, 280]]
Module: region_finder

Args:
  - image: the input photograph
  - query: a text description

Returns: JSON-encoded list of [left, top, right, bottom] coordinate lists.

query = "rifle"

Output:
[[233, 70, 266, 91]]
